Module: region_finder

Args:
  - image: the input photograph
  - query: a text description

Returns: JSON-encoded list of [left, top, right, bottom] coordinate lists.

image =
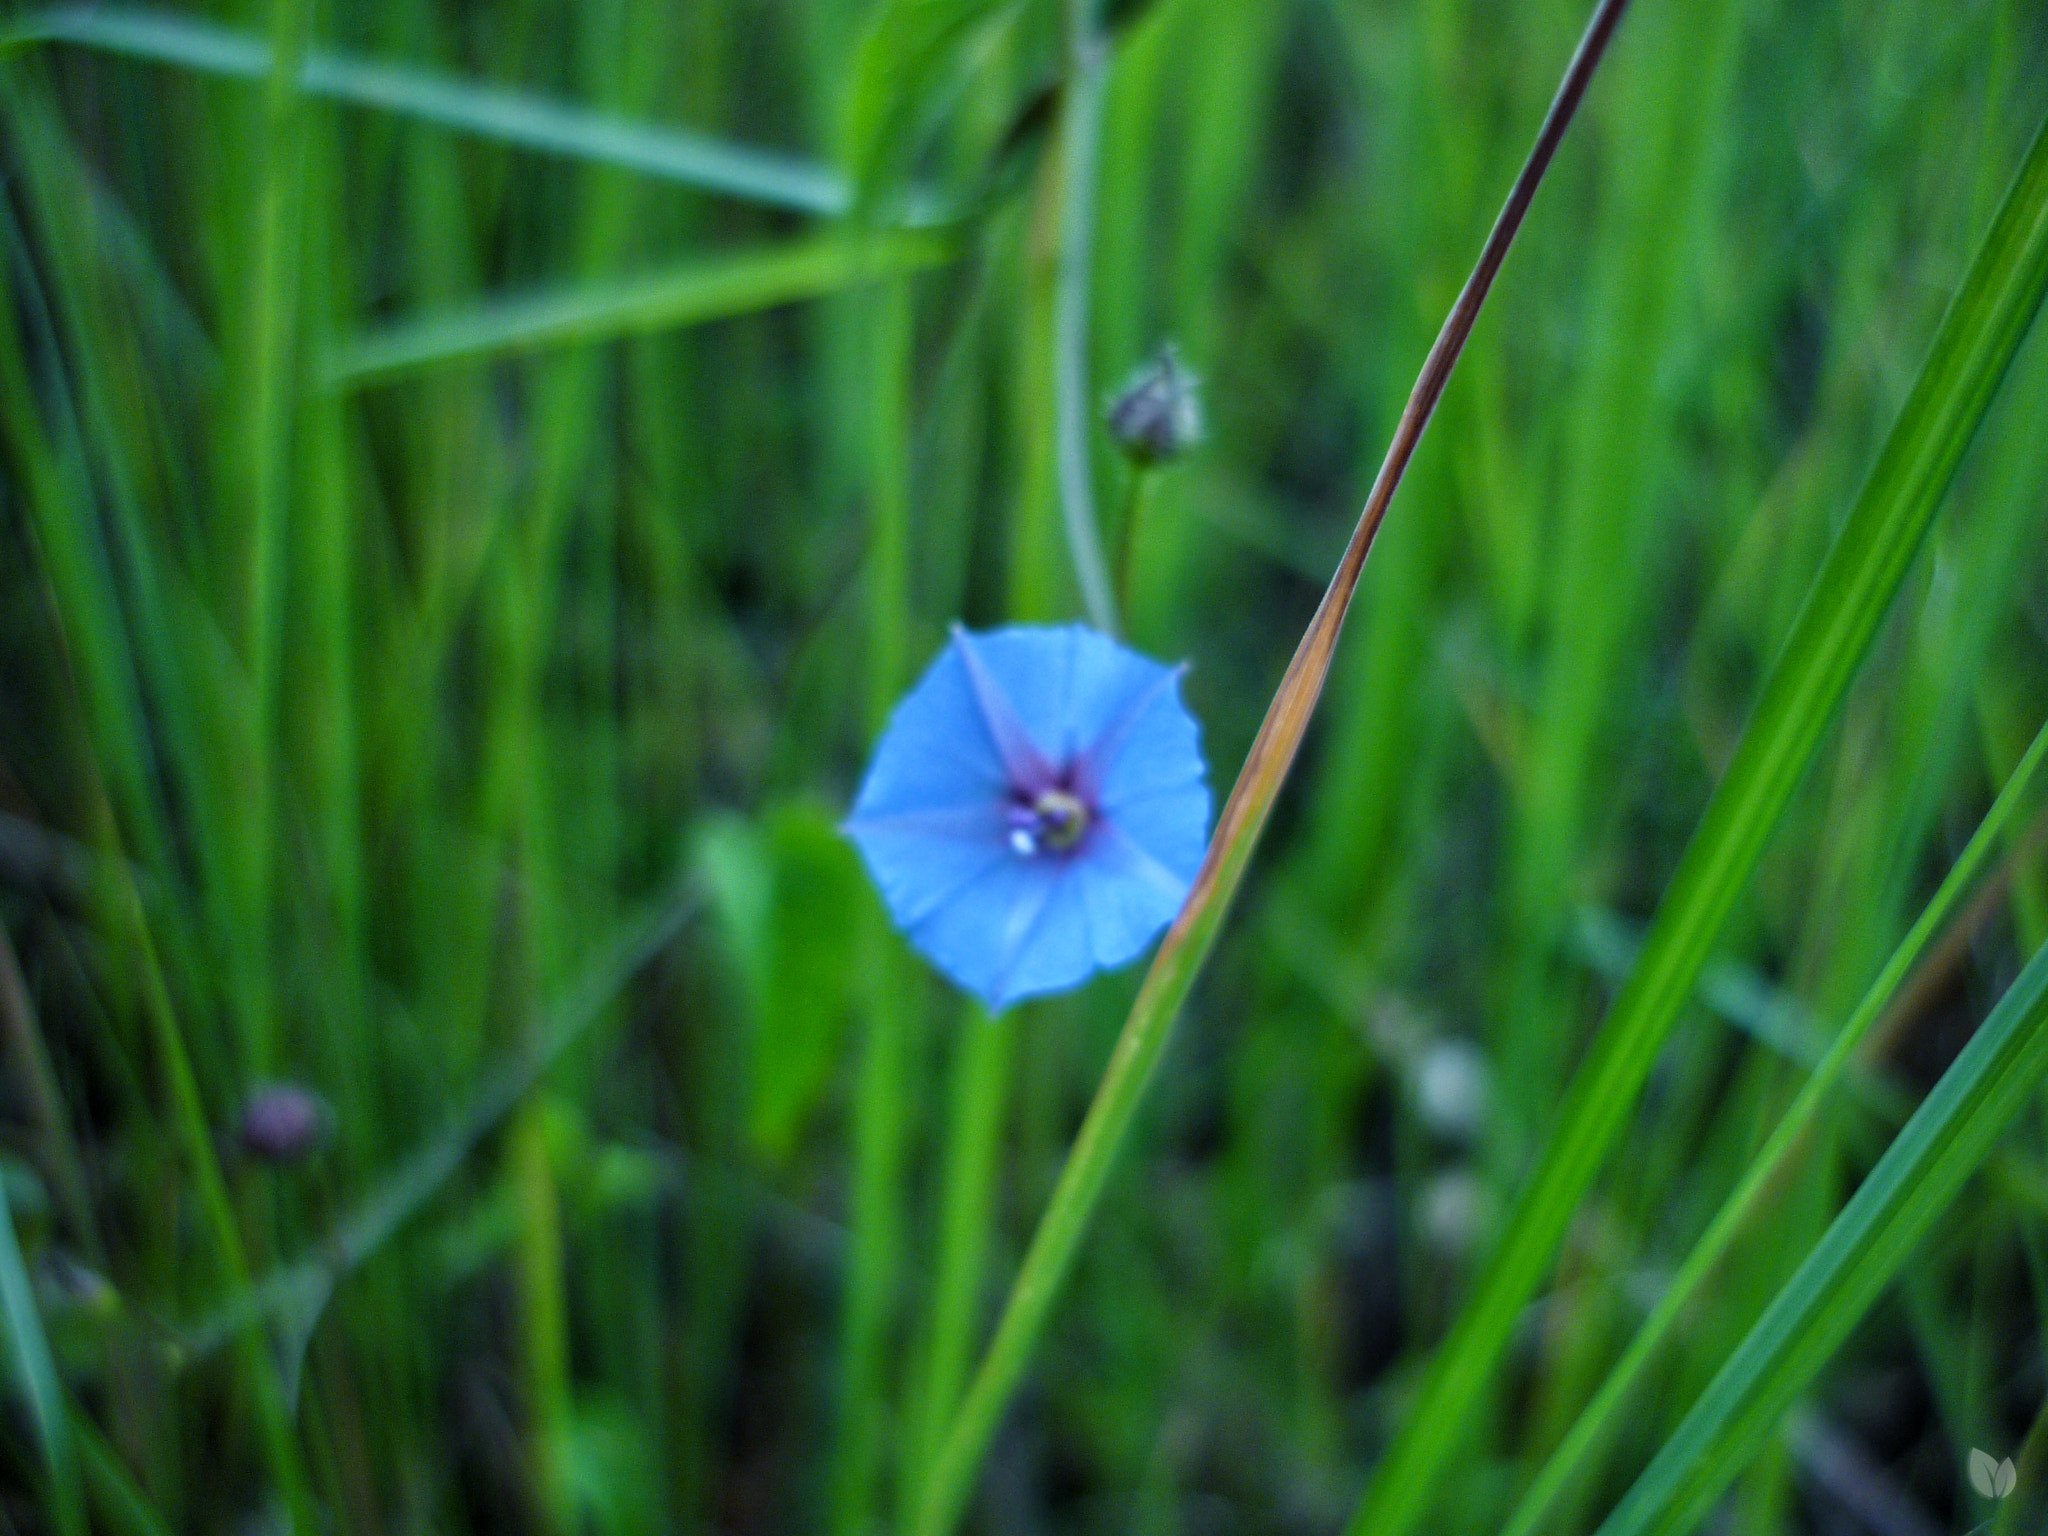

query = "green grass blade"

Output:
[[841, 0, 1019, 197], [1342, 105, 2048, 1536], [72, 1411, 175, 1536], [320, 230, 957, 387], [1503, 710, 2048, 1536], [9, 5, 850, 214], [910, 1005, 1016, 1499], [0, 1153, 85, 1536], [1596, 930, 2048, 1536], [175, 884, 700, 1361]]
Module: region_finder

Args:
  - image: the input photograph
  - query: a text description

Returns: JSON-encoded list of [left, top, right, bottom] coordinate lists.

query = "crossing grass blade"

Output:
[[911, 3, 1638, 1529], [1594, 930, 2048, 1536], [321, 230, 958, 386], [1502, 709, 2048, 1536], [7, 5, 850, 213], [1342, 103, 2048, 1536]]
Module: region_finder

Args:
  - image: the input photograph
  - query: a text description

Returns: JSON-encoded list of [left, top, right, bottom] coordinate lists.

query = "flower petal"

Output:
[[984, 859, 1095, 1009], [1103, 772, 1211, 886], [902, 855, 1070, 1009], [1093, 669, 1208, 817], [1075, 822, 1190, 969], [845, 805, 1012, 929], [949, 625, 1056, 792], [849, 645, 1012, 824]]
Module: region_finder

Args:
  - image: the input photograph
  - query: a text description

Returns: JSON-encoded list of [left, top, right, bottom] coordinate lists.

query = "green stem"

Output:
[[1053, 0, 1118, 637], [831, 278, 919, 1536], [117, 866, 318, 1530], [1113, 465, 1155, 627], [909, 1006, 1016, 1507], [911, 7, 1636, 1528], [1501, 711, 2048, 1536], [236, 0, 311, 1079]]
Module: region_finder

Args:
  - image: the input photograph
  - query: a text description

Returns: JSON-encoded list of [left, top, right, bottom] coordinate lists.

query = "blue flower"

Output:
[[845, 623, 1211, 1010]]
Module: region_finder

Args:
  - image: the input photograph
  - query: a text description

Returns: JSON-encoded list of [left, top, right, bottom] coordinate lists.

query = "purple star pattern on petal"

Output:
[[844, 623, 1212, 1010]]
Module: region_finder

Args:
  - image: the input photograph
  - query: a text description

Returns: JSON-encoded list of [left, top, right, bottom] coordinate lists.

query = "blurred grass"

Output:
[[0, 0, 2046, 1533]]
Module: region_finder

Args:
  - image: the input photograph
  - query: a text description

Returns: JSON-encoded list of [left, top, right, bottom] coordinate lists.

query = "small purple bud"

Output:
[[240, 1084, 330, 1164], [1105, 344, 1203, 465]]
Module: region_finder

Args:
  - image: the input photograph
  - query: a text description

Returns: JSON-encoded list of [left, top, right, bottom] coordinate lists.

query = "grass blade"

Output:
[[1344, 104, 2048, 1536], [176, 884, 700, 1362], [1503, 711, 2048, 1536], [1596, 930, 2048, 1536], [8, 5, 849, 214], [320, 230, 957, 387], [911, 4, 1636, 1530], [0, 1153, 85, 1536]]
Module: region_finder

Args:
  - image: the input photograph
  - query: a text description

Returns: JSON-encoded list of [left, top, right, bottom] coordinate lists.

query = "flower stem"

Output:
[[908, 1005, 1016, 1512], [912, 3, 1634, 1530], [1053, 0, 1119, 638], [832, 278, 920, 1536], [1113, 463, 1156, 628]]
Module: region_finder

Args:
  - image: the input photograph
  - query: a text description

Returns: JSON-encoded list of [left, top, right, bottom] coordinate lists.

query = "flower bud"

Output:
[[239, 1084, 330, 1164], [1105, 344, 1203, 465]]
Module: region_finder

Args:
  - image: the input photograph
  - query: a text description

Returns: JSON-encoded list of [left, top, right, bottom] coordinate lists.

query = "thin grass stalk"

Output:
[[831, 277, 919, 1536], [72, 1410, 175, 1536], [0, 1140, 85, 1536], [911, 5, 1634, 1530], [1502, 710, 2048, 1536], [1053, 0, 1117, 636], [909, 1005, 1016, 1507], [236, 0, 312, 1080], [112, 863, 318, 1530]]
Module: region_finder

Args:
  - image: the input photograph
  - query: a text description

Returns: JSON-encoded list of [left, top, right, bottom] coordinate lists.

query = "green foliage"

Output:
[[699, 801, 868, 1164], [2, 0, 2048, 1532]]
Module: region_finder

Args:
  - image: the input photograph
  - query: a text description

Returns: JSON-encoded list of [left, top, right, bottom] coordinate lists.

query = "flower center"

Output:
[[1007, 788, 1091, 857]]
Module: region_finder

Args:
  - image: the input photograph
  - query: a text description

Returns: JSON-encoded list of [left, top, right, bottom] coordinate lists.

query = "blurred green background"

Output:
[[2, 0, 2047, 1531]]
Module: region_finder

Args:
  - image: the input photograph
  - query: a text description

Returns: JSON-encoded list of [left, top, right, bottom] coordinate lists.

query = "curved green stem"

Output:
[[1113, 465, 1156, 626], [909, 1005, 1016, 1510], [831, 278, 920, 1536], [1053, 0, 1118, 637]]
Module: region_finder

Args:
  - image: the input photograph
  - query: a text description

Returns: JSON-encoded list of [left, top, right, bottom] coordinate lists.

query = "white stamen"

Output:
[[1009, 828, 1038, 857]]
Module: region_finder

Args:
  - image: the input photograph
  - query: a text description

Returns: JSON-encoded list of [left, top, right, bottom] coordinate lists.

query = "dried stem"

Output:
[[910, 4, 1635, 1532]]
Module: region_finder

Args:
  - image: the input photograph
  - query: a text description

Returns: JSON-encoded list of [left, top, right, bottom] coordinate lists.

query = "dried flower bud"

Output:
[[1105, 344, 1203, 465], [239, 1084, 330, 1164]]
